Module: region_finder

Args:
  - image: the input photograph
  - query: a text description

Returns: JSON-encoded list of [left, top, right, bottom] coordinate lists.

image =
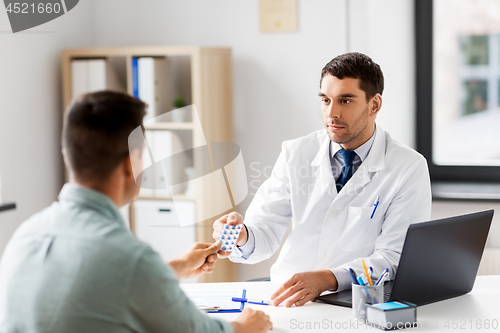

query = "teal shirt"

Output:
[[0, 184, 233, 333]]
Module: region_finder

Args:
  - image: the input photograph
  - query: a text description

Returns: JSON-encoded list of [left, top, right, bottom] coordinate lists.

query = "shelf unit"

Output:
[[61, 46, 236, 283], [144, 122, 194, 130]]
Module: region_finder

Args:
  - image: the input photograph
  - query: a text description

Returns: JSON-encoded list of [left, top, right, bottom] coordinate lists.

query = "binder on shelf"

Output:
[[131, 57, 139, 98], [138, 130, 155, 197], [132, 57, 173, 123], [71, 60, 86, 98], [71, 59, 125, 98], [152, 130, 188, 197], [138, 130, 190, 198], [87, 60, 106, 92]]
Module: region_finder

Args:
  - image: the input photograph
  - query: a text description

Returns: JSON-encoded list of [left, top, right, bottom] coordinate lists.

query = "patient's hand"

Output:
[[169, 242, 221, 280], [270, 270, 338, 307], [212, 212, 247, 258], [231, 308, 273, 333]]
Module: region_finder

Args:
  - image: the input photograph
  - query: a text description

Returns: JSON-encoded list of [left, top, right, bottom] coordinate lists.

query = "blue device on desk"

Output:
[[232, 297, 269, 306]]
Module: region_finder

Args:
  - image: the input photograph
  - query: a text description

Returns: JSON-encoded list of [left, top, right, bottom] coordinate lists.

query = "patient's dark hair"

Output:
[[62, 91, 146, 182], [320, 52, 384, 101]]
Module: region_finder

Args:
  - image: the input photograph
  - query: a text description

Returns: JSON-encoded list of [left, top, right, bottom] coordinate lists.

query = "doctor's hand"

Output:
[[270, 270, 338, 307], [212, 212, 248, 258], [169, 241, 221, 280]]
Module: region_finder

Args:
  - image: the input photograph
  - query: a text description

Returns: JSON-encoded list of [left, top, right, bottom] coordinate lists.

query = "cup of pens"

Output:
[[350, 262, 388, 320], [352, 283, 384, 320]]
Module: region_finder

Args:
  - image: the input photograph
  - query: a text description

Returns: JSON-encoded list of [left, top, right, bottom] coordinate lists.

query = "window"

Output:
[[417, 0, 500, 184]]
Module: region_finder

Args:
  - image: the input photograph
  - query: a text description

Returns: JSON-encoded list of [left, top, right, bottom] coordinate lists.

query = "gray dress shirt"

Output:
[[0, 183, 232, 333]]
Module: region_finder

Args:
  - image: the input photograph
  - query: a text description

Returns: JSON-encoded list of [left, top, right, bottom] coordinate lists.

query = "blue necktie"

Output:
[[336, 149, 356, 192]]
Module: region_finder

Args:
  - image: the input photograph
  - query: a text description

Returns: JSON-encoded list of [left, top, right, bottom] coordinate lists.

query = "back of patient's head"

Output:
[[321, 52, 384, 101], [62, 91, 146, 182]]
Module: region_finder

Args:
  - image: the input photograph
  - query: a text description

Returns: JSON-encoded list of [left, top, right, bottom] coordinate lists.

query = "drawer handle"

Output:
[[158, 209, 171, 212]]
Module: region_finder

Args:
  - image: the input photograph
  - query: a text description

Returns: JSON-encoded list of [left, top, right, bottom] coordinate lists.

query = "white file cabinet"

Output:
[[134, 199, 197, 282]]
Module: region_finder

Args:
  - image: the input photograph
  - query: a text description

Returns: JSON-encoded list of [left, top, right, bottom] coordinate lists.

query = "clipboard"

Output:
[[184, 289, 247, 313]]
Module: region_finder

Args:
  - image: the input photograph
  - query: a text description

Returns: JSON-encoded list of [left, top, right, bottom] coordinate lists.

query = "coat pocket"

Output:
[[338, 206, 381, 252]]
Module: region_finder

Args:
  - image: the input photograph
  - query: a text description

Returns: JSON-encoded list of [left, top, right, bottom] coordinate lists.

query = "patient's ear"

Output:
[[126, 148, 142, 184], [123, 154, 135, 181], [61, 148, 69, 167]]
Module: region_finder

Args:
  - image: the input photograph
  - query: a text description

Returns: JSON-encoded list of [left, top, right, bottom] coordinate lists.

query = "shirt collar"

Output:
[[330, 126, 377, 162], [58, 183, 126, 227]]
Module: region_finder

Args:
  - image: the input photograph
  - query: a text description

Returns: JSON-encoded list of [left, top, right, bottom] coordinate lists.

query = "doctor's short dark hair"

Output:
[[62, 91, 146, 182], [320, 52, 384, 101]]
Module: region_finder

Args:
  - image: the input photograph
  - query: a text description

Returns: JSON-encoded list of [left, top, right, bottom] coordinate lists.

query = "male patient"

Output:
[[0, 91, 271, 333], [213, 52, 432, 307]]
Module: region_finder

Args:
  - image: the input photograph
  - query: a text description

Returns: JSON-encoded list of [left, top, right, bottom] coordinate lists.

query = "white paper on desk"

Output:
[[319, 290, 336, 296], [183, 289, 243, 310]]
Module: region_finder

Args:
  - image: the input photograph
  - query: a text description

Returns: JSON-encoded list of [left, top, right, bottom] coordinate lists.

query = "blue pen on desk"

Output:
[[370, 196, 380, 219], [232, 297, 270, 305]]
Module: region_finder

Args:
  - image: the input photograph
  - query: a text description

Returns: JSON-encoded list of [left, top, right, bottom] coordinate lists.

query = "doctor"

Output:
[[213, 52, 431, 307]]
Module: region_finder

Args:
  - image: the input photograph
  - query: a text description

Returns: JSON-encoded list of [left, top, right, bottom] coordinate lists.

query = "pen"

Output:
[[199, 306, 220, 312], [356, 276, 366, 286], [376, 271, 389, 286], [362, 260, 374, 286], [375, 268, 389, 285], [349, 268, 359, 285], [370, 196, 380, 219], [369, 266, 373, 279], [232, 297, 270, 305]]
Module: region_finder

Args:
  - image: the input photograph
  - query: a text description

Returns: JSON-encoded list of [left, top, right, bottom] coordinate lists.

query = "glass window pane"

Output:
[[463, 80, 488, 115], [433, 0, 500, 166], [461, 35, 489, 65]]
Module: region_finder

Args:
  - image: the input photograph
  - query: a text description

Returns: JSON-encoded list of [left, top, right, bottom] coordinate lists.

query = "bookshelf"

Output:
[[61, 46, 237, 283], [144, 122, 194, 130]]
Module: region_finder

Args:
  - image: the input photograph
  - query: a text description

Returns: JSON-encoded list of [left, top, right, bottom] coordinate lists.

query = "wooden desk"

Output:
[[182, 276, 500, 332]]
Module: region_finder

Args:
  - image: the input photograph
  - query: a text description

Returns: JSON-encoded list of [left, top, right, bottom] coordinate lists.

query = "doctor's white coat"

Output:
[[229, 125, 432, 289]]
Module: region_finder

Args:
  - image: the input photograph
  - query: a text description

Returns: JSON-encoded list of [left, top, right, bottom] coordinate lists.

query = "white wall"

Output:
[[0, 3, 95, 254], [347, 0, 416, 148]]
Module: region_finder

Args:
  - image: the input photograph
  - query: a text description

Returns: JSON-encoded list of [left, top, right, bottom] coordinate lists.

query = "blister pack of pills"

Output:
[[218, 224, 242, 252]]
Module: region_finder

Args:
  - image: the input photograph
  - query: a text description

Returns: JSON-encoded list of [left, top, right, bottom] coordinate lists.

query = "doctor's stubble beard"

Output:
[[325, 105, 370, 146]]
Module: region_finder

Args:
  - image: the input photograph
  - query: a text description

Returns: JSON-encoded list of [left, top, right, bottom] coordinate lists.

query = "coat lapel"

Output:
[[311, 134, 338, 200], [342, 125, 386, 196], [309, 125, 387, 200]]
